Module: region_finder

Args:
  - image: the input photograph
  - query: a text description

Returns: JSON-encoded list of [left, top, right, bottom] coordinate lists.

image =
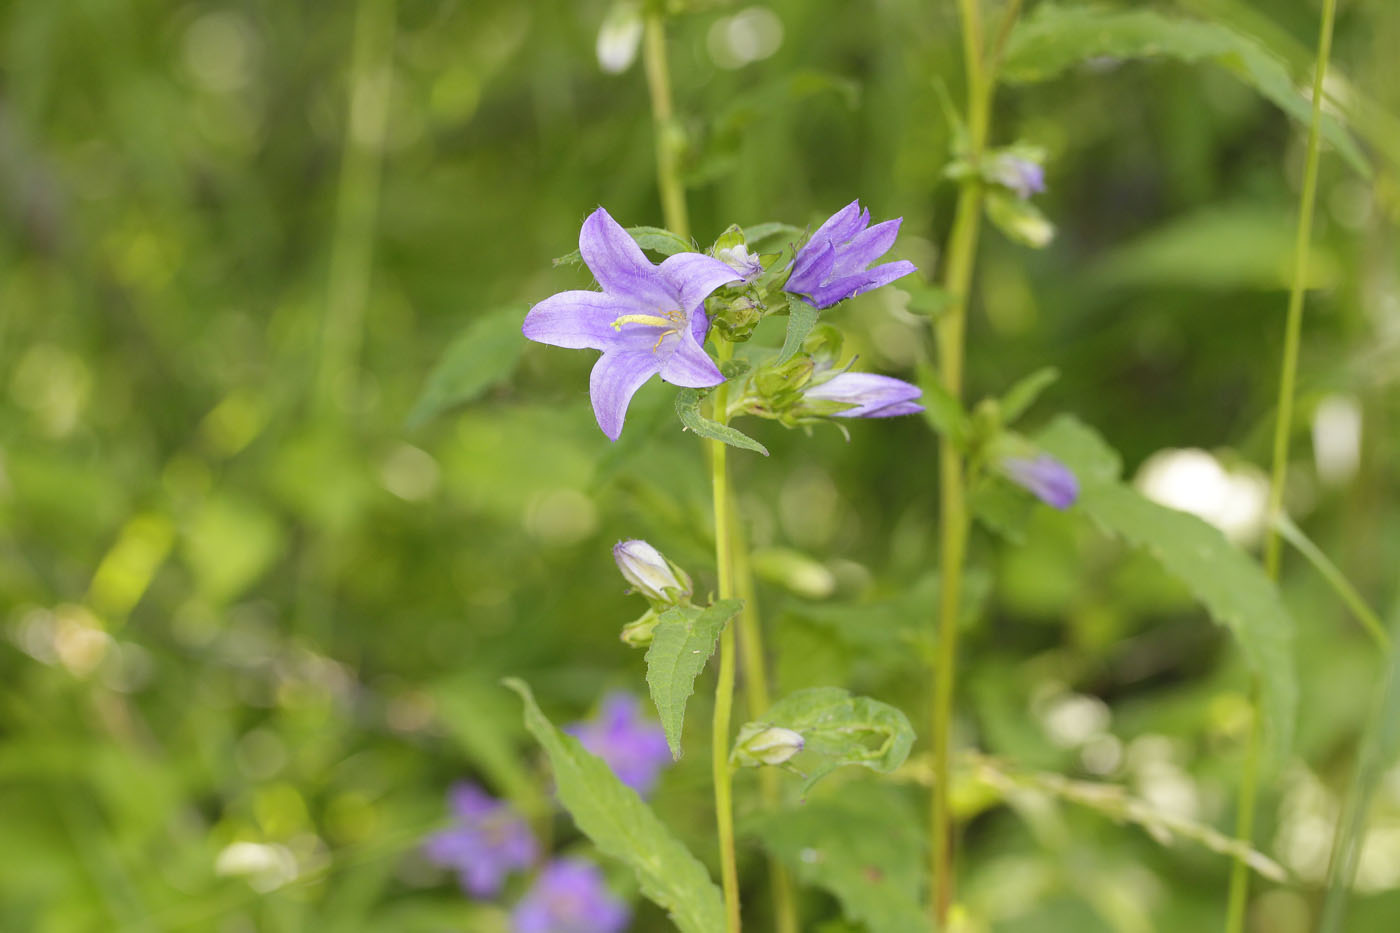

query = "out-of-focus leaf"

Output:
[[748, 788, 926, 933], [431, 678, 543, 818], [777, 299, 819, 364], [552, 226, 692, 267], [740, 687, 914, 793], [1000, 367, 1059, 425], [645, 599, 742, 758], [915, 364, 970, 447], [675, 388, 769, 456], [182, 495, 283, 603], [743, 222, 803, 251], [1001, 5, 1369, 176], [969, 475, 1036, 544], [1088, 205, 1340, 292], [1036, 415, 1296, 763], [505, 679, 725, 933], [985, 191, 1055, 248], [408, 306, 527, 427]]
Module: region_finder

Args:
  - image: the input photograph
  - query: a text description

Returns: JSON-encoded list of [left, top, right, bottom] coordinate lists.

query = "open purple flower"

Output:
[[522, 208, 741, 440], [423, 782, 537, 898], [566, 692, 672, 796], [512, 858, 631, 933], [1001, 454, 1078, 509], [802, 372, 924, 418], [783, 200, 917, 309]]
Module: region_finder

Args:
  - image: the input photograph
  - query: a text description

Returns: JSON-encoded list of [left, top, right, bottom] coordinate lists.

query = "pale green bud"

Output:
[[733, 724, 805, 767]]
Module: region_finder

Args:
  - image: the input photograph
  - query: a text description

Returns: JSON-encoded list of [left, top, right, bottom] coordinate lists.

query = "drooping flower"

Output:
[[988, 153, 1046, 200], [522, 208, 741, 440], [802, 372, 924, 418], [613, 539, 691, 605], [783, 200, 917, 309], [423, 782, 537, 898], [1000, 454, 1078, 509], [566, 692, 672, 796], [511, 858, 631, 933]]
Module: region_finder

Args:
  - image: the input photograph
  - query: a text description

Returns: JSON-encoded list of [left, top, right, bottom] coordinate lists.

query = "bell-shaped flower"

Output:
[[512, 858, 631, 933], [523, 208, 741, 440], [1000, 454, 1078, 509], [802, 372, 924, 418], [613, 539, 691, 606], [783, 200, 917, 309], [423, 782, 537, 898]]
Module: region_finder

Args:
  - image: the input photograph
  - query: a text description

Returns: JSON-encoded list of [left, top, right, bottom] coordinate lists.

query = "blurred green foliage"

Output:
[[2, 0, 1400, 930]]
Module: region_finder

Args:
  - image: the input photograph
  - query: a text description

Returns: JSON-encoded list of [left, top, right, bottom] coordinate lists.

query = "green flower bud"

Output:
[[733, 724, 805, 767]]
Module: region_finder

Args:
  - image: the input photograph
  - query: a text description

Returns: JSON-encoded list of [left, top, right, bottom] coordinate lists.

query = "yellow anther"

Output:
[[611, 313, 674, 330]]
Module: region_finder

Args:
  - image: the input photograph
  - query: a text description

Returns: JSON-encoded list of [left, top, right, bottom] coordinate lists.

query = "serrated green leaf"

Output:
[[645, 600, 742, 758], [675, 388, 769, 456], [1002, 5, 1369, 177], [742, 687, 915, 793], [1035, 416, 1297, 763], [1000, 367, 1060, 425], [747, 789, 926, 933], [553, 226, 693, 267], [777, 299, 819, 364], [504, 679, 725, 933], [407, 306, 526, 427]]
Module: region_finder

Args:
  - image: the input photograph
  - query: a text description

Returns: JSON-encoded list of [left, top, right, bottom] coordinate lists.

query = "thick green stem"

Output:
[[643, 11, 689, 240], [710, 338, 742, 933], [1226, 0, 1338, 928], [929, 0, 992, 925]]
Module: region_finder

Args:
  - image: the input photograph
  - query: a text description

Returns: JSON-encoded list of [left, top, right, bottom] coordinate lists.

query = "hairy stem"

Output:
[[1226, 0, 1338, 928], [929, 0, 993, 924]]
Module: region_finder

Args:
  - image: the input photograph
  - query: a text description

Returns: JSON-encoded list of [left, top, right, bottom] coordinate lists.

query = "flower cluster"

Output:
[[522, 201, 921, 441], [423, 782, 537, 898]]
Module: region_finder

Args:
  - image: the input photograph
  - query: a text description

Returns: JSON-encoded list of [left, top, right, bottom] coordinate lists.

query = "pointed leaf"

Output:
[[645, 600, 743, 758], [776, 299, 819, 364], [1036, 416, 1297, 764], [675, 388, 769, 456], [999, 366, 1060, 425], [407, 306, 526, 427], [504, 679, 725, 933]]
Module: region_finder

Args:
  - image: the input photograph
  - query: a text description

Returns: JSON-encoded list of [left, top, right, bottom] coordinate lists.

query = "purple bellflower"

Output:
[[512, 858, 631, 933], [423, 782, 537, 898], [988, 153, 1046, 200], [783, 200, 917, 309], [803, 371, 924, 418], [522, 208, 741, 440], [566, 692, 672, 796], [1002, 454, 1078, 509]]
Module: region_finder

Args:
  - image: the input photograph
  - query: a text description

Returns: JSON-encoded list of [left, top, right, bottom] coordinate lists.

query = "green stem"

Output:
[[643, 10, 689, 240], [930, 0, 994, 925], [1226, 0, 1338, 927], [711, 337, 742, 933], [1274, 515, 1389, 650], [733, 519, 799, 933]]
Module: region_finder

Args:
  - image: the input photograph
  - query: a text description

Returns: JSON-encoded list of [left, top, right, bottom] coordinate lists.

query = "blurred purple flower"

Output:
[[512, 858, 631, 933], [522, 208, 740, 440], [567, 692, 672, 796], [802, 372, 924, 418], [783, 200, 917, 309], [990, 154, 1046, 200], [1002, 454, 1078, 509], [423, 782, 537, 898]]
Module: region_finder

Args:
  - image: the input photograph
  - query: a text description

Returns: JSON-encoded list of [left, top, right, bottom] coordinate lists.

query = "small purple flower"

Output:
[[989, 154, 1046, 200], [523, 208, 741, 440], [803, 372, 924, 418], [423, 782, 537, 898], [512, 858, 631, 933], [566, 692, 672, 796], [783, 200, 918, 309], [1001, 454, 1078, 509]]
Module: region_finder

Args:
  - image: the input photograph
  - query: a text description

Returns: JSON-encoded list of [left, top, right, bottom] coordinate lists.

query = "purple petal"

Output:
[[590, 350, 659, 440], [806, 372, 923, 418], [830, 217, 902, 277], [658, 330, 724, 388], [523, 290, 647, 350], [803, 277, 865, 309], [448, 782, 498, 820], [786, 239, 837, 301], [690, 308, 710, 344], [809, 200, 864, 246], [579, 207, 672, 308], [855, 259, 918, 294], [658, 252, 741, 312], [1003, 454, 1079, 509]]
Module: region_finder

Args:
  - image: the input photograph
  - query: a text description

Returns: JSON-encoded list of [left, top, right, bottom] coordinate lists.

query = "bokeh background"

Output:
[[3, 0, 1400, 930]]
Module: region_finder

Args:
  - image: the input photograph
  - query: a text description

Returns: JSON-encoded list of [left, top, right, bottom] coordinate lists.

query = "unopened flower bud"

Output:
[[613, 539, 692, 606], [733, 725, 805, 767], [620, 610, 659, 648], [715, 244, 763, 283]]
